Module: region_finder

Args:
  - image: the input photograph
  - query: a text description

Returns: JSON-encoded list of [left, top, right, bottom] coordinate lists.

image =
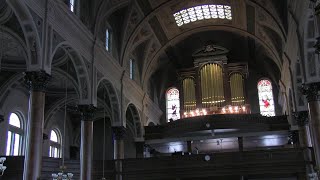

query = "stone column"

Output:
[[301, 82, 320, 171], [187, 141, 192, 153], [78, 104, 96, 180], [238, 137, 244, 152], [113, 126, 126, 180], [136, 141, 145, 158], [23, 71, 51, 180], [294, 111, 310, 148]]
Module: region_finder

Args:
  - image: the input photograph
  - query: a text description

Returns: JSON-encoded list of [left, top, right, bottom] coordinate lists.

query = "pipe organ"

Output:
[[182, 77, 196, 111], [200, 63, 225, 108], [178, 44, 249, 117], [230, 73, 245, 106]]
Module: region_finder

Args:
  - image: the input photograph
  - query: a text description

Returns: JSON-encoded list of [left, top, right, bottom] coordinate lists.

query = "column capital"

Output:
[[24, 70, 51, 92], [300, 82, 320, 102], [112, 126, 126, 140], [293, 111, 309, 127], [77, 104, 96, 121]]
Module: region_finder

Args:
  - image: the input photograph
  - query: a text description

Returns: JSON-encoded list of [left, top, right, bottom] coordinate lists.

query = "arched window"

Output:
[[129, 59, 135, 80], [166, 88, 180, 121], [69, 0, 75, 12], [173, 5, 232, 27], [49, 129, 61, 158], [6, 113, 24, 156], [257, 79, 275, 116], [106, 29, 111, 51]]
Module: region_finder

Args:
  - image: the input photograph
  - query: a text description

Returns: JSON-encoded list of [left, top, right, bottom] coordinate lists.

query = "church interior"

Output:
[[0, 0, 320, 179]]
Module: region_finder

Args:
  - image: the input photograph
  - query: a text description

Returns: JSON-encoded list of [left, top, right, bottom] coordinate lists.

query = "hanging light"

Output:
[[52, 60, 73, 180], [0, 157, 7, 176]]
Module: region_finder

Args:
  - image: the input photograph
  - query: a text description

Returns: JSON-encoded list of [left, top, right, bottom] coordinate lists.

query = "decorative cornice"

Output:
[[293, 111, 309, 127], [112, 126, 126, 140], [24, 71, 51, 92], [77, 104, 96, 121], [300, 82, 320, 102]]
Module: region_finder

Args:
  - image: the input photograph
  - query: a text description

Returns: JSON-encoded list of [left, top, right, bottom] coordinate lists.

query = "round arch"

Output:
[[0, 26, 29, 70], [125, 103, 142, 138], [49, 42, 91, 104], [6, 0, 42, 70], [96, 78, 120, 125], [139, 26, 282, 90]]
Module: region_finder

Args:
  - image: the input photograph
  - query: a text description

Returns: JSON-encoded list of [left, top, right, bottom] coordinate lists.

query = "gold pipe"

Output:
[[184, 79, 187, 110], [214, 64, 217, 107], [206, 65, 209, 108], [219, 65, 222, 106], [201, 66, 207, 106], [230, 74, 233, 105], [220, 66, 224, 107], [206, 65, 209, 107], [218, 65, 220, 106], [211, 64, 214, 107], [183, 79, 186, 110], [201, 69, 203, 104]]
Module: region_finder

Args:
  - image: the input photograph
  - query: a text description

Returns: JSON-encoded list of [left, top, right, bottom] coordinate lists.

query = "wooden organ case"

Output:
[[178, 44, 249, 118]]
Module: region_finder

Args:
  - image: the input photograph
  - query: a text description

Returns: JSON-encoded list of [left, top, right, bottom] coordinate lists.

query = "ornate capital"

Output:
[[24, 70, 51, 92], [300, 82, 320, 102], [0, 114, 4, 124], [293, 111, 309, 127], [77, 104, 96, 121], [112, 126, 126, 140]]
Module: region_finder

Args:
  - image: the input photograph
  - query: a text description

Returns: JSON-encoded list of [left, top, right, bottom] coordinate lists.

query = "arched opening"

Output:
[[257, 79, 275, 116], [6, 112, 24, 156], [166, 87, 181, 121], [124, 104, 142, 158], [49, 129, 62, 158]]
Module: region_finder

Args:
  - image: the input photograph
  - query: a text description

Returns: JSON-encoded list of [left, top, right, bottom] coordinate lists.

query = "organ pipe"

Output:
[[183, 78, 196, 111], [230, 73, 245, 106], [200, 63, 225, 108]]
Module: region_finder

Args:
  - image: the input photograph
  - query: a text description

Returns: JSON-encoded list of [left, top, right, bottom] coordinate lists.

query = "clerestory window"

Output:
[[173, 5, 232, 27]]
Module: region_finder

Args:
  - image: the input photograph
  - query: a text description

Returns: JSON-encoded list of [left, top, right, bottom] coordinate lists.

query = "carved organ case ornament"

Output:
[[178, 45, 249, 117]]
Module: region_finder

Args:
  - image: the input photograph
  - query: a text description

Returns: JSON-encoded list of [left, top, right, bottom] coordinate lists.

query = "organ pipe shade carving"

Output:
[[230, 73, 245, 105], [182, 78, 196, 111], [200, 63, 225, 108]]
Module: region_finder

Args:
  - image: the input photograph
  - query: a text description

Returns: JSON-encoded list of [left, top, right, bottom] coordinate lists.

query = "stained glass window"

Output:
[[173, 5, 232, 27], [257, 80, 275, 116], [6, 113, 23, 156], [106, 29, 110, 51], [70, 0, 75, 12], [49, 129, 61, 158], [166, 88, 180, 121], [129, 59, 134, 80]]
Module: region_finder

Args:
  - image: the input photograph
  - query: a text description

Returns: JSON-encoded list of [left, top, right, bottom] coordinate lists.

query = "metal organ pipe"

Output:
[[230, 73, 245, 106], [200, 63, 225, 109]]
